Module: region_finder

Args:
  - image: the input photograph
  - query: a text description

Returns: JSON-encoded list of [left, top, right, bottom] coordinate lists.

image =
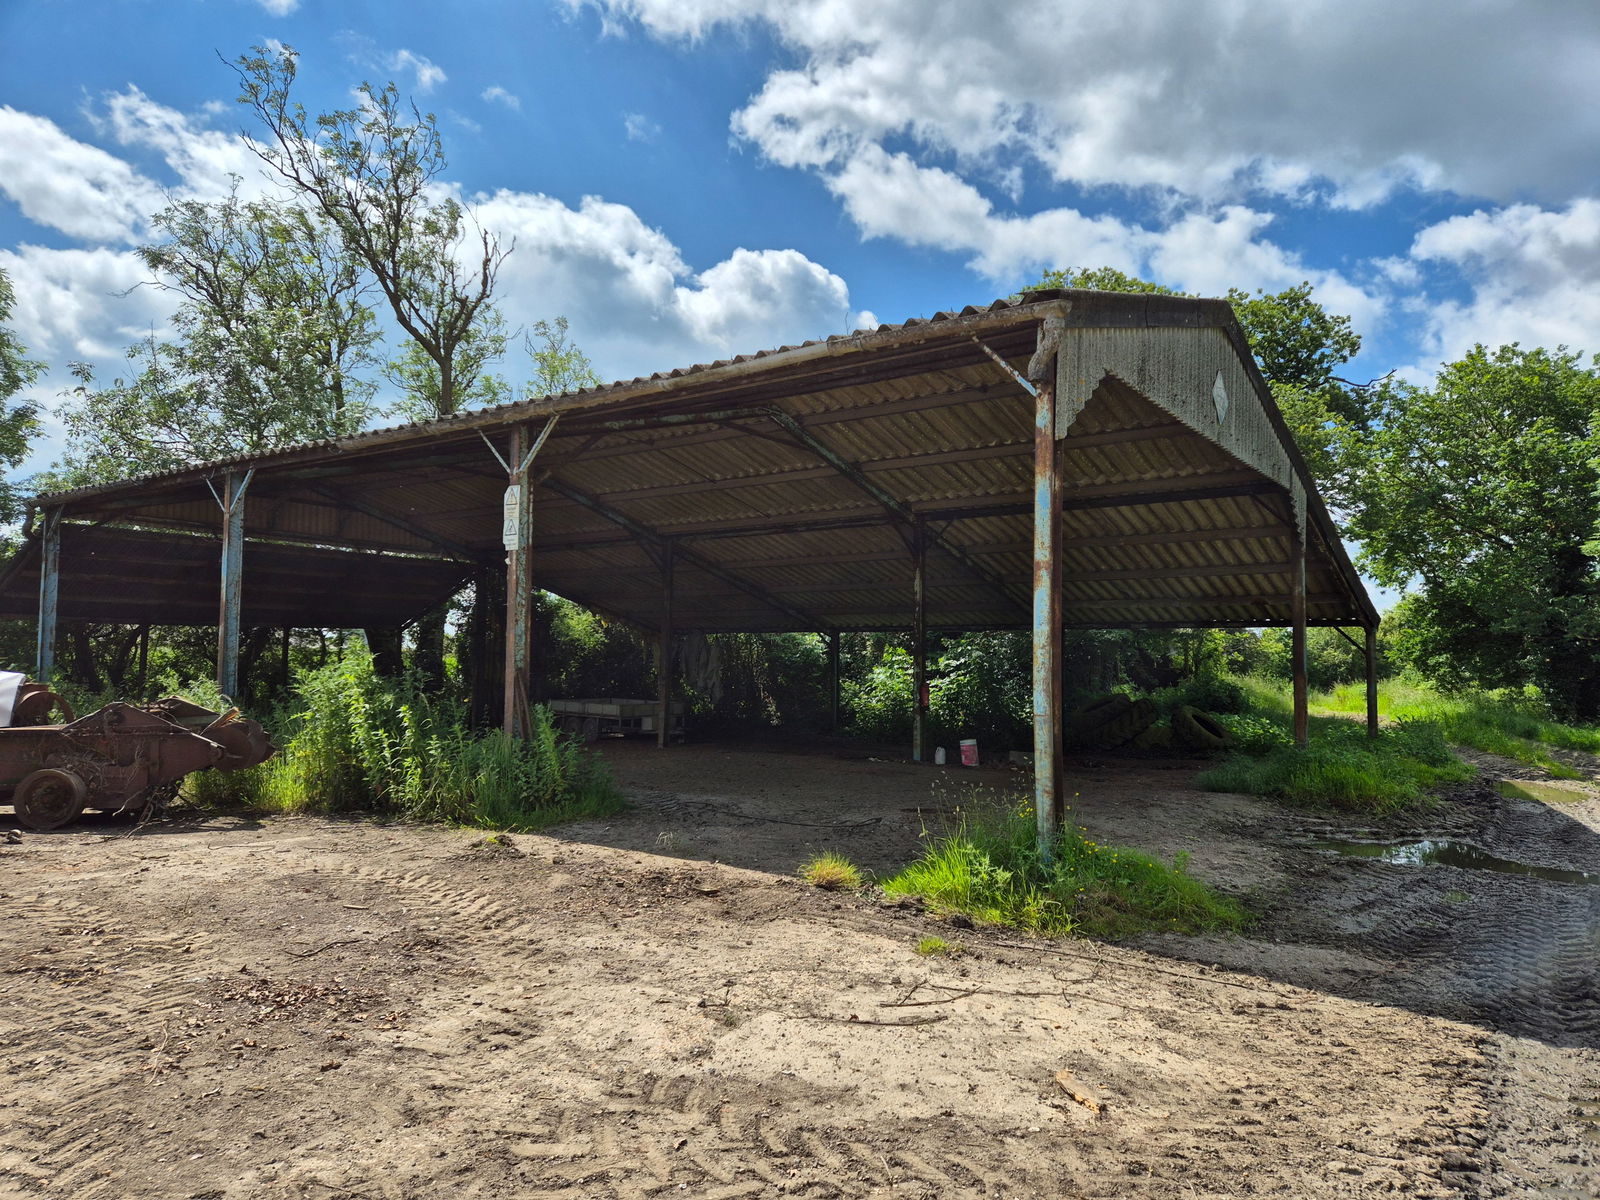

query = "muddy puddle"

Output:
[[1312, 837, 1600, 885]]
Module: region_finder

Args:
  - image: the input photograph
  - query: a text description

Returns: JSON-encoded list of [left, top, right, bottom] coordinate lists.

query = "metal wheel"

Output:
[[10, 686, 75, 727], [12, 768, 88, 831], [581, 716, 601, 743]]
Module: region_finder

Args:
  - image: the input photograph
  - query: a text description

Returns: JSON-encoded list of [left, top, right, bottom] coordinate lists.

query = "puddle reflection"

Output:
[[1312, 838, 1600, 886]]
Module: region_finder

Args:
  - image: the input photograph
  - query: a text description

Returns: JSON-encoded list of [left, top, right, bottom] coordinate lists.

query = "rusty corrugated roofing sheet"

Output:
[[4, 290, 1374, 632]]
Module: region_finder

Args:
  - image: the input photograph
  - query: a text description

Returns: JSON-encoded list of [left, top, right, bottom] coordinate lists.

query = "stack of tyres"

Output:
[[1065, 694, 1158, 750]]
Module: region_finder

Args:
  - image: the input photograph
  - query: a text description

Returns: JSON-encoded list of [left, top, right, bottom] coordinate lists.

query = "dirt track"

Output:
[[2, 745, 1597, 1199]]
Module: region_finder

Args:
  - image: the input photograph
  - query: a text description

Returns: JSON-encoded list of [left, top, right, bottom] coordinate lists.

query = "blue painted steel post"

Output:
[[216, 471, 248, 699], [35, 507, 60, 682], [1032, 356, 1063, 859], [911, 520, 927, 762]]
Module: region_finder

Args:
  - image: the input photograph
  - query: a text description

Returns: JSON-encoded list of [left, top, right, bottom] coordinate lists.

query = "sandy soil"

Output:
[[1, 740, 1597, 1199]]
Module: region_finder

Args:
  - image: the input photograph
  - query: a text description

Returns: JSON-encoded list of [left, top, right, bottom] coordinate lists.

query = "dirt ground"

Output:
[[2, 738, 1598, 1199]]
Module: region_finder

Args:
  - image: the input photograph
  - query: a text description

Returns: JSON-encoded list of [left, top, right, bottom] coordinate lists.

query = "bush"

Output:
[[1220, 713, 1293, 755], [1168, 674, 1248, 715], [191, 649, 622, 830], [883, 797, 1248, 940]]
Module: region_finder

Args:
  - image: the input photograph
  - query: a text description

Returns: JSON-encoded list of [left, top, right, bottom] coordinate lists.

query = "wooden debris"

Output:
[[1054, 1069, 1103, 1114]]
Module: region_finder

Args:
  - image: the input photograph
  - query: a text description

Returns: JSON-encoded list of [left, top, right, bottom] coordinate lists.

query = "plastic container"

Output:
[[933, 746, 946, 765], [959, 738, 979, 767]]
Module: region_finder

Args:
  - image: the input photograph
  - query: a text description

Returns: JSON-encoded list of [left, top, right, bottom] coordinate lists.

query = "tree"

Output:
[[234, 43, 508, 420], [525, 316, 602, 397], [0, 266, 43, 525], [55, 189, 377, 484], [1346, 344, 1600, 719]]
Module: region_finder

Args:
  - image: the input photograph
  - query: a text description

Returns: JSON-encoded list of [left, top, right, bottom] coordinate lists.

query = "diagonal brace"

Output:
[[542, 475, 829, 630], [764, 409, 1028, 614], [304, 484, 484, 564]]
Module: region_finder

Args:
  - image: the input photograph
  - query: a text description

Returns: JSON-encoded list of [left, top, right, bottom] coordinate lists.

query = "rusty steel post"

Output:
[[827, 630, 841, 733], [911, 520, 927, 763], [35, 508, 60, 683], [1291, 515, 1309, 747], [503, 425, 534, 739], [656, 541, 674, 749], [1365, 623, 1380, 739], [1032, 356, 1063, 858], [216, 471, 250, 700]]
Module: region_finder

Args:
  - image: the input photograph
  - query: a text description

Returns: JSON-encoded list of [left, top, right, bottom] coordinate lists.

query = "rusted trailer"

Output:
[[1, 678, 273, 831]]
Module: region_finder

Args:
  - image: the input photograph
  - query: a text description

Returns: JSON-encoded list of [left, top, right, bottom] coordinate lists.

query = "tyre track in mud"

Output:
[[328, 859, 1061, 1198], [0, 892, 218, 1199], [1262, 778, 1600, 1197]]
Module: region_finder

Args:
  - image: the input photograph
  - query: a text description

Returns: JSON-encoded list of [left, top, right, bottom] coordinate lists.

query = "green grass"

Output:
[[914, 935, 960, 957], [1309, 679, 1600, 780], [883, 799, 1248, 940], [1197, 719, 1472, 814], [800, 851, 865, 891]]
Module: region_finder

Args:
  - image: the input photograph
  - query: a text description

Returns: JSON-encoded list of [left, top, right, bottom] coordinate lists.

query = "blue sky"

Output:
[[2, 0, 1598, 541]]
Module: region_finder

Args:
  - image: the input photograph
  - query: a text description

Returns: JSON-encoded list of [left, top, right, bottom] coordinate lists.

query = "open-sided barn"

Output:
[[0, 288, 1376, 846]]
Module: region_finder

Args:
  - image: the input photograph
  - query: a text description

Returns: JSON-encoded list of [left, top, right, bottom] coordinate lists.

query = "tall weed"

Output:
[[187, 649, 621, 830]]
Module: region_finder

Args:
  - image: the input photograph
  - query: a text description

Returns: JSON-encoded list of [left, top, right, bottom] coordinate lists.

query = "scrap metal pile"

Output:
[[0, 673, 274, 830]]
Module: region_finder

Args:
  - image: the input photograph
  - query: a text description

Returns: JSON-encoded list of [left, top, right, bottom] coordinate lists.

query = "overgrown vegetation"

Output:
[[883, 797, 1249, 940], [1198, 719, 1471, 814], [187, 649, 622, 831], [1312, 679, 1600, 780]]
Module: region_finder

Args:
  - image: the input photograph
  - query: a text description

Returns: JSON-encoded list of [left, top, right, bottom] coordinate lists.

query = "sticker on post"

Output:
[[502, 484, 522, 550]]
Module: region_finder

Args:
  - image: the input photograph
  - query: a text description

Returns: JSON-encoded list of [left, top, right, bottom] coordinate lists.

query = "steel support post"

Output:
[[503, 425, 534, 738], [911, 521, 927, 763], [216, 472, 249, 699], [827, 631, 841, 733], [1365, 623, 1380, 739], [1032, 362, 1063, 857], [656, 541, 675, 749], [1291, 517, 1309, 747], [35, 507, 60, 683]]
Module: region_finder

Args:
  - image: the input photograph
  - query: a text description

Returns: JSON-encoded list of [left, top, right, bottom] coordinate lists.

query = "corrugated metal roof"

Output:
[[4, 290, 1375, 632]]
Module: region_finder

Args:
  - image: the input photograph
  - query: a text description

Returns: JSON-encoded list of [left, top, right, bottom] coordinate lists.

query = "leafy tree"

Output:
[[0, 266, 43, 525], [56, 189, 377, 483], [526, 317, 602, 397], [1346, 344, 1600, 719], [234, 43, 508, 419]]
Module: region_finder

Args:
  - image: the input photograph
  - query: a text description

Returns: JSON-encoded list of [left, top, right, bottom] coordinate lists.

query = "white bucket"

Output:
[[959, 738, 979, 767]]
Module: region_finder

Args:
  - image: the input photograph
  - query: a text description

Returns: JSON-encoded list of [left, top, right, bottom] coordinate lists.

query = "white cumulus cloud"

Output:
[[472, 189, 866, 381], [1406, 201, 1600, 367], [0, 108, 163, 243], [580, 0, 1600, 207], [254, 0, 299, 15]]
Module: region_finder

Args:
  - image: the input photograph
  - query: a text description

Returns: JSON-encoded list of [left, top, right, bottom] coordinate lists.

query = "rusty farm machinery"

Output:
[[0, 674, 274, 831]]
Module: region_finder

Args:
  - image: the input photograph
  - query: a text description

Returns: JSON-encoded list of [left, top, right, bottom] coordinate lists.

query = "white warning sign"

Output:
[[502, 484, 522, 550]]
